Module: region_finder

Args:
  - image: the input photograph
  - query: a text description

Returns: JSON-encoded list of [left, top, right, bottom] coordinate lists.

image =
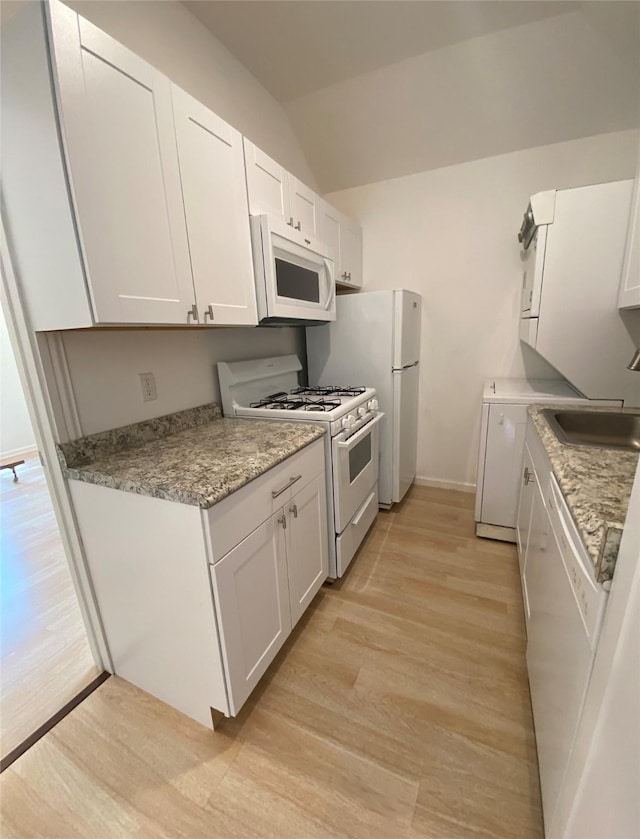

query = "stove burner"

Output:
[[290, 385, 366, 397]]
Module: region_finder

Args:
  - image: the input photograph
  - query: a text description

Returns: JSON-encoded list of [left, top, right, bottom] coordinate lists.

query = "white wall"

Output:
[[58, 327, 304, 437], [326, 129, 639, 489], [1, 304, 36, 460], [64, 0, 316, 188]]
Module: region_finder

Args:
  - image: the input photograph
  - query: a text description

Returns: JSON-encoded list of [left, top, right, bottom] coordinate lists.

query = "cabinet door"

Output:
[[47, 3, 195, 324], [211, 514, 291, 714], [522, 480, 548, 627], [521, 227, 546, 317], [480, 404, 528, 529], [243, 138, 290, 219], [289, 176, 319, 237], [286, 475, 329, 627], [618, 146, 640, 308], [340, 216, 363, 288], [172, 86, 257, 326], [319, 202, 341, 269], [515, 442, 536, 572]]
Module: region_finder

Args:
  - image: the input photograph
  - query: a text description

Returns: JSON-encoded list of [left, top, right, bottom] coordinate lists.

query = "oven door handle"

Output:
[[336, 412, 384, 448]]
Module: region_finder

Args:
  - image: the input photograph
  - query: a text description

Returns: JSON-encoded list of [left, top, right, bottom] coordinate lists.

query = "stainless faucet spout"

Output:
[[628, 349, 640, 372]]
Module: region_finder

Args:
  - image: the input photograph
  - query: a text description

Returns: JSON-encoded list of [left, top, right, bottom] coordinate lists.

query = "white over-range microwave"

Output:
[[250, 214, 336, 325]]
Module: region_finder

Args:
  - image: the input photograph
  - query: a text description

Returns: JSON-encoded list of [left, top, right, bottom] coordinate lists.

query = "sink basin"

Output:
[[542, 410, 640, 452]]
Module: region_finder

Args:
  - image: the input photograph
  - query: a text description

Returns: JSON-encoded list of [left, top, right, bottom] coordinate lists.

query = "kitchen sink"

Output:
[[542, 409, 640, 452]]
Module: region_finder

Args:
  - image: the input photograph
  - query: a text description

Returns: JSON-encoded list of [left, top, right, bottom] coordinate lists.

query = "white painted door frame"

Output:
[[0, 218, 112, 672]]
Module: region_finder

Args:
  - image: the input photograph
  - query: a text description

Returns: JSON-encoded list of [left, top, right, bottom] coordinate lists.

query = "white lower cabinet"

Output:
[[285, 475, 329, 627], [210, 467, 329, 714], [69, 439, 327, 728], [211, 514, 291, 714]]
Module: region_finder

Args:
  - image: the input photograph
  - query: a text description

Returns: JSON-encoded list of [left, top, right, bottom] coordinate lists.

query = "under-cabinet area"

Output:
[[61, 414, 328, 726]]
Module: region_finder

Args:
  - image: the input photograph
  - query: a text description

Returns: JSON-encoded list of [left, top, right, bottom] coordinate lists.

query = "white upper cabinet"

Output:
[[243, 139, 322, 236], [319, 202, 363, 288], [243, 138, 290, 219], [47, 3, 196, 325], [288, 177, 319, 237], [618, 141, 640, 309], [172, 86, 257, 326]]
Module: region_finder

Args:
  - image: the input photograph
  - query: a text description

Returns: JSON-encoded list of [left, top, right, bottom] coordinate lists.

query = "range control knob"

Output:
[[368, 398, 379, 411], [341, 414, 356, 430], [357, 405, 368, 418]]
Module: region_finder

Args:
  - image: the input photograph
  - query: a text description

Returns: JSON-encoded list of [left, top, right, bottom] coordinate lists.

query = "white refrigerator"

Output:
[[307, 289, 421, 507]]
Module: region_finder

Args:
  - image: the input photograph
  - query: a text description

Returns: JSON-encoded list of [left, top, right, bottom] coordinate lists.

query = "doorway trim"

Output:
[[0, 218, 112, 673]]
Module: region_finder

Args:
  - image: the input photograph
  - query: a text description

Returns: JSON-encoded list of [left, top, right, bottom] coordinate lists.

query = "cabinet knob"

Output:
[[289, 504, 298, 519], [203, 305, 214, 322], [187, 304, 198, 323], [277, 514, 287, 530]]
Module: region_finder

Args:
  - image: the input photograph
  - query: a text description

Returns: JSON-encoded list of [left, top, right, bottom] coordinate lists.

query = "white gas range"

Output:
[[218, 355, 382, 578]]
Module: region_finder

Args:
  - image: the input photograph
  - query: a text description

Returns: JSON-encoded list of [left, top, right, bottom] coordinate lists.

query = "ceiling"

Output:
[[184, 1, 582, 102]]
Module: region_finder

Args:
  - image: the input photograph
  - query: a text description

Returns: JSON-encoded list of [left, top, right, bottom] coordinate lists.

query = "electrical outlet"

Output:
[[138, 372, 157, 402]]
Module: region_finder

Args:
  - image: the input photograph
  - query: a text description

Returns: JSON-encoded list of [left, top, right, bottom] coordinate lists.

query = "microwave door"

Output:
[[258, 216, 335, 321]]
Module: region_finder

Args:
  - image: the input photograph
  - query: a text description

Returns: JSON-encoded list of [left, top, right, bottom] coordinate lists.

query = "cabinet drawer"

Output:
[[206, 437, 325, 563], [335, 484, 378, 577]]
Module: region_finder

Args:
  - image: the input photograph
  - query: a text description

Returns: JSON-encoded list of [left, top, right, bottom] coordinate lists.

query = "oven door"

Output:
[[253, 214, 335, 322], [331, 413, 383, 534]]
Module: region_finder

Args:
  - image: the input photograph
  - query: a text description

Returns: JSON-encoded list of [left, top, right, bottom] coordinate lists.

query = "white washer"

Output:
[[474, 379, 621, 542]]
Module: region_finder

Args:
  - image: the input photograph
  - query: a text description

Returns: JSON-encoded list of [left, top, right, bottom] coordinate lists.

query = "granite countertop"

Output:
[[57, 404, 325, 509], [529, 405, 639, 585]]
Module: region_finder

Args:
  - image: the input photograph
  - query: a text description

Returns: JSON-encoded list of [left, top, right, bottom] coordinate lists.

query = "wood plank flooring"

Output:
[[0, 485, 543, 838], [0, 458, 99, 760]]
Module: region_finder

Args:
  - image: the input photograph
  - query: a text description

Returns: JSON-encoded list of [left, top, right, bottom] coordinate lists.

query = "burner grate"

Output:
[[290, 385, 366, 397], [250, 395, 341, 412]]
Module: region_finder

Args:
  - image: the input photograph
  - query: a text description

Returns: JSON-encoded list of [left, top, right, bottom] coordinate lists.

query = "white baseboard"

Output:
[[414, 476, 476, 494], [0, 444, 38, 463]]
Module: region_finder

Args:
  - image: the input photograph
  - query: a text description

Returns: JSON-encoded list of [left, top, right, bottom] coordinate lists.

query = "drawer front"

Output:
[[335, 483, 378, 577], [206, 437, 325, 563]]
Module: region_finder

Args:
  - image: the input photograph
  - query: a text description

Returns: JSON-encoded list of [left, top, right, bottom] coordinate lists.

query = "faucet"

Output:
[[628, 349, 640, 371]]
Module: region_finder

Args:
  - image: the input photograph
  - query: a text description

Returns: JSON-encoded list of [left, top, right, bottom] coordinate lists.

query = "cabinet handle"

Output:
[[277, 514, 287, 530], [289, 504, 298, 519], [187, 304, 198, 323], [523, 466, 535, 485], [288, 217, 294, 227], [295, 221, 301, 231], [347, 272, 352, 281], [272, 474, 302, 499], [203, 305, 214, 322], [341, 272, 349, 281]]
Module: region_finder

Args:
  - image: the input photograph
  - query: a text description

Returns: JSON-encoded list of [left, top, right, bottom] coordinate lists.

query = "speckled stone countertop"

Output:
[[529, 406, 638, 584], [57, 404, 325, 509]]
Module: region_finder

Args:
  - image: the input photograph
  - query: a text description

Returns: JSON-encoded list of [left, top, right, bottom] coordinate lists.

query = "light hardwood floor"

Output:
[[0, 485, 543, 838], [0, 458, 99, 760]]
